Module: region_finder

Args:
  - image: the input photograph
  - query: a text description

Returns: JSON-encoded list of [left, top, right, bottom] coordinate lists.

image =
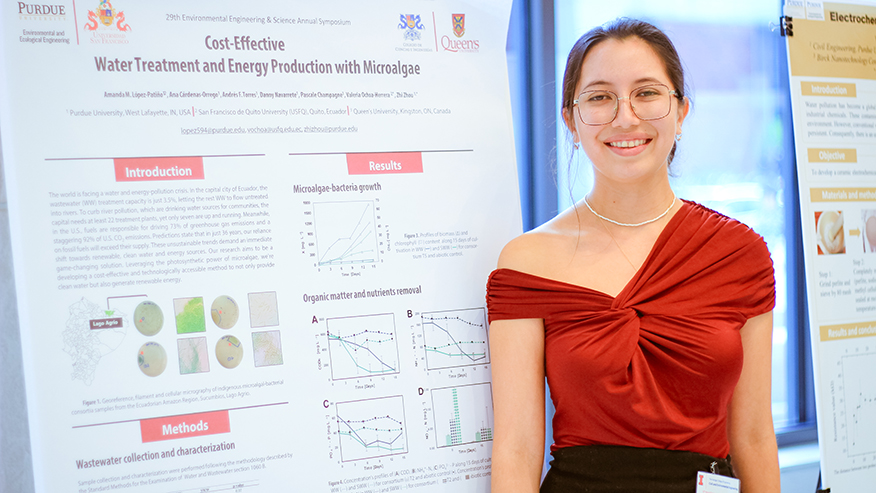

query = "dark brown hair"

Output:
[[561, 18, 688, 163]]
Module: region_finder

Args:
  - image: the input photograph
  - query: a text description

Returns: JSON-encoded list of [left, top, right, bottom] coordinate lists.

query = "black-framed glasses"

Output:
[[573, 83, 679, 126]]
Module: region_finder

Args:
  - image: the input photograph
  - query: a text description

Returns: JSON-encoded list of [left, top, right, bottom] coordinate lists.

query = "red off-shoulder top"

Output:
[[486, 201, 775, 457]]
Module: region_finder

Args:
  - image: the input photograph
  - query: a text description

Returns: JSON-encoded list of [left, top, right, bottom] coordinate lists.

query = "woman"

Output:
[[487, 18, 779, 492]]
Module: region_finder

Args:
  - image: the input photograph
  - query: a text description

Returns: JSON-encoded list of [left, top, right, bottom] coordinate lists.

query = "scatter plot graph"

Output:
[[431, 383, 494, 448], [422, 308, 489, 370], [327, 313, 399, 380], [336, 395, 408, 462], [842, 353, 876, 456], [314, 200, 378, 266]]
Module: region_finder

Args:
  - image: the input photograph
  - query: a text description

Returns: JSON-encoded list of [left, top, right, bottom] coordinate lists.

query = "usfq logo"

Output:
[[443, 13, 479, 53], [84, 1, 131, 32], [398, 14, 424, 41]]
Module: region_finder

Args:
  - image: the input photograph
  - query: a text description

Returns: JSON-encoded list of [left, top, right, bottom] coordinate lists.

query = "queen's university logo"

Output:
[[452, 14, 465, 38]]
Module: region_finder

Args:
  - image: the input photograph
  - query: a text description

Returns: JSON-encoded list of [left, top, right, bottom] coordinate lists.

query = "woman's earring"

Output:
[[574, 142, 580, 150], [675, 133, 682, 142]]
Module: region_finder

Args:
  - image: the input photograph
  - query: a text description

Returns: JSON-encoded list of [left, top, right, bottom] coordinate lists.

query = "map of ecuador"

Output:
[[61, 298, 126, 385]]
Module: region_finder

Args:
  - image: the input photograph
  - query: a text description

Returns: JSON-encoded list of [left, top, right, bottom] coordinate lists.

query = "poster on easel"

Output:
[[784, 1, 876, 491], [0, 1, 518, 492]]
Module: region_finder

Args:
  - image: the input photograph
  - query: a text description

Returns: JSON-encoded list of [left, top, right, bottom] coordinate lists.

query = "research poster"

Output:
[[0, 1, 519, 492], [785, 1, 876, 490]]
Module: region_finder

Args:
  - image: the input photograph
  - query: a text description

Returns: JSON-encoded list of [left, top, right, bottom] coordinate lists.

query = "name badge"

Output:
[[695, 471, 740, 493]]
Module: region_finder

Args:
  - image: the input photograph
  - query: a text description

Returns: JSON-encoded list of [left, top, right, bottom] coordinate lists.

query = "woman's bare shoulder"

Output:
[[497, 213, 580, 273]]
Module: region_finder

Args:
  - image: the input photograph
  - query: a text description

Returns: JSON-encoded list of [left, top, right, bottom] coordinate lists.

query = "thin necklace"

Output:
[[583, 192, 677, 227], [596, 218, 638, 272]]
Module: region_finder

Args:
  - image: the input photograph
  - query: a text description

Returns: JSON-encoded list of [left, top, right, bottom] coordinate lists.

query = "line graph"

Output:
[[842, 352, 876, 456], [422, 308, 489, 370], [336, 395, 408, 462], [327, 313, 399, 380], [314, 200, 378, 266], [431, 383, 493, 448]]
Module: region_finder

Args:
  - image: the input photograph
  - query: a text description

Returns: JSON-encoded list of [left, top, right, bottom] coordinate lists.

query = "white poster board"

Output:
[[785, 1, 876, 491], [0, 1, 519, 491]]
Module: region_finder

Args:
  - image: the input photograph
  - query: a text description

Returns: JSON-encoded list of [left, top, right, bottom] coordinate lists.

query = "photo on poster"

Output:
[[816, 210, 845, 255], [210, 295, 240, 329], [248, 291, 279, 328], [177, 336, 210, 374], [174, 296, 206, 334], [138, 341, 167, 377], [862, 210, 876, 253], [252, 330, 283, 367], [134, 300, 164, 336], [215, 335, 244, 369]]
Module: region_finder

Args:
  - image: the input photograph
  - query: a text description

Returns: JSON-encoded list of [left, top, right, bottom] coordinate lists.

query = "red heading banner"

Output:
[[346, 152, 423, 175], [114, 156, 205, 182], [140, 410, 230, 443]]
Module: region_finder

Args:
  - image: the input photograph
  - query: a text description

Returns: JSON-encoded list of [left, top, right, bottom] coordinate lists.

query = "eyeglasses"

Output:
[[573, 84, 679, 126]]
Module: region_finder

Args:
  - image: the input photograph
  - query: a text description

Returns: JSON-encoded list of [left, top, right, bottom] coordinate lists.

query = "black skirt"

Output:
[[540, 445, 735, 493]]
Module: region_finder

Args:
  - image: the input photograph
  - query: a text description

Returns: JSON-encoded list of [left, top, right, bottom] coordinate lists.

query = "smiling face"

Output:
[[565, 36, 689, 186]]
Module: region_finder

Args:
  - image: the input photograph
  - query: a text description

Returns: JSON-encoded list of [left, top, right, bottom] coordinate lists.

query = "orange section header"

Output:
[[114, 156, 204, 182], [346, 152, 423, 175], [140, 410, 230, 443], [820, 321, 876, 341], [807, 148, 858, 163], [810, 188, 876, 202], [801, 82, 857, 98]]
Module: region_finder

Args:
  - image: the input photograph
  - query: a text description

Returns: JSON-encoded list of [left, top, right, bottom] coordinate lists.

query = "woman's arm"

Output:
[[489, 317, 546, 493], [727, 311, 780, 492]]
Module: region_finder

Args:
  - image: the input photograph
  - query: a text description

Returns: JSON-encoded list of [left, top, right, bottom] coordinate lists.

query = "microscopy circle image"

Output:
[[138, 342, 167, 377], [134, 301, 164, 336], [211, 295, 240, 329], [216, 335, 244, 369]]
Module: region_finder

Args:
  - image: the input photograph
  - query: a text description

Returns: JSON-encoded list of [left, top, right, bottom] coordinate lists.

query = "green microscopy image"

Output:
[[174, 297, 206, 334]]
